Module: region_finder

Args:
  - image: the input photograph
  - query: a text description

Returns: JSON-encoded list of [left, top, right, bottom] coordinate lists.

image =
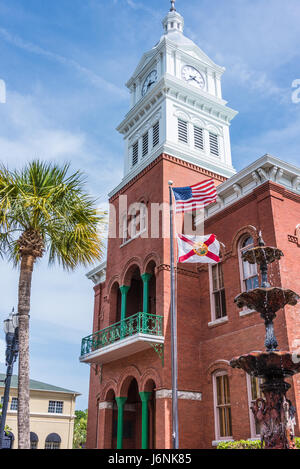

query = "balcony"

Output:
[[80, 312, 164, 365]]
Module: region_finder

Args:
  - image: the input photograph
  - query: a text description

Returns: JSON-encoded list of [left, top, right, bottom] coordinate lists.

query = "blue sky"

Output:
[[0, 0, 299, 410]]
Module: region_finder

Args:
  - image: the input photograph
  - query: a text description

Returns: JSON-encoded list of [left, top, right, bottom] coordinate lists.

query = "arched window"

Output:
[[239, 236, 259, 292], [30, 432, 39, 449], [213, 371, 232, 440], [45, 433, 61, 450]]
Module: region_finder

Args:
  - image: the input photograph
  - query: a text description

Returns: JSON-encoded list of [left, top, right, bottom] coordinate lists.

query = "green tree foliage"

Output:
[[73, 409, 88, 449], [217, 439, 300, 449]]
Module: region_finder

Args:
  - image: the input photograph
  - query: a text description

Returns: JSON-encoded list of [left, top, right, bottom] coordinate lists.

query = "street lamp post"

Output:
[[0, 310, 19, 449]]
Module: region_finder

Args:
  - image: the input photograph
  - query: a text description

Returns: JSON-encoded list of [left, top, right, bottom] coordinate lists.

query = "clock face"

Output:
[[142, 70, 158, 97], [181, 65, 205, 89]]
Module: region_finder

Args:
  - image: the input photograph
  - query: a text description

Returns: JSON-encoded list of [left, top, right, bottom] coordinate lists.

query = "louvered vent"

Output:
[[209, 132, 219, 156], [142, 132, 149, 157], [178, 119, 188, 143], [132, 141, 139, 166], [194, 126, 204, 150], [153, 122, 160, 148]]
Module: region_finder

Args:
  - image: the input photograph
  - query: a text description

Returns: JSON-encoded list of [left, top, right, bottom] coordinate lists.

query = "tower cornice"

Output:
[[117, 75, 237, 136]]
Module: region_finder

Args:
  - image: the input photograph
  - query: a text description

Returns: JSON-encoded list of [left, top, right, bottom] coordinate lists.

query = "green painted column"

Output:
[[139, 391, 152, 449], [120, 285, 130, 338], [116, 397, 127, 449], [120, 285, 130, 321], [141, 273, 152, 314]]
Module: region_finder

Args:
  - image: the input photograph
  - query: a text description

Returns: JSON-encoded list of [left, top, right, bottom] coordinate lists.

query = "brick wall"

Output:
[[85, 155, 300, 449]]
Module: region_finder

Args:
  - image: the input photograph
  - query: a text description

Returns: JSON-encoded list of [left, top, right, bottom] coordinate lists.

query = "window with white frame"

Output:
[[48, 401, 63, 414], [213, 372, 232, 440], [209, 132, 219, 157], [178, 119, 188, 144], [247, 375, 264, 437], [10, 397, 18, 411], [210, 263, 227, 321], [239, 236, 259, 292], [194, 126, 204, 150]]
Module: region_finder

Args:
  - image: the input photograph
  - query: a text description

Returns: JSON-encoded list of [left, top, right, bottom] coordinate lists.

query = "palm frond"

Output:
[[0, 160, 106, 268]]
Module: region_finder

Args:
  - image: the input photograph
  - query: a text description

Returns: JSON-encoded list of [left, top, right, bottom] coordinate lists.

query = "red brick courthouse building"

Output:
[[80, 3, 300, 449]]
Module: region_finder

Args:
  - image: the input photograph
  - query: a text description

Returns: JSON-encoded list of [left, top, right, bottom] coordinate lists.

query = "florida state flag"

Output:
[[177, 233, 220, 264]]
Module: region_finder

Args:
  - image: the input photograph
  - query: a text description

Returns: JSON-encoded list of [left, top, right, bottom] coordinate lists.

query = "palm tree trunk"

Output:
[[17, 254, 34, 449]]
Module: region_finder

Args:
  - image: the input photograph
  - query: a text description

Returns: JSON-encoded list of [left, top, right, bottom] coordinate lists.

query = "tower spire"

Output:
[[170, 0, 176, 11]]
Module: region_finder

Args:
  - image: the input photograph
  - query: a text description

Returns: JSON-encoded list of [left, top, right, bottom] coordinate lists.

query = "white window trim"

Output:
[[208, 263, 227, 324], [48, 400, 64, 414], [208, 316, 228, 328], [212, 371, 233, 441]]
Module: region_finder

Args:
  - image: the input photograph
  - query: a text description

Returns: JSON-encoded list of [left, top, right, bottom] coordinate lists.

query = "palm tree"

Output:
[[0, 160, 105, 449]]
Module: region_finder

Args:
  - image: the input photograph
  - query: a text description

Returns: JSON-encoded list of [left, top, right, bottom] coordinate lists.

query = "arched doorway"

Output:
[[145, 261, 156, 315], [103, 389, 118, 449], [127, 267, 143, 318], [142, 379, 157, 449], [110, 281, 122, 324], [119, 378, 141, 450]]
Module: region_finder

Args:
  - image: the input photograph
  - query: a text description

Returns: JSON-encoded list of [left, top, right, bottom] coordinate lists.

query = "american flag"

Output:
[[172, 179, 217, 213]]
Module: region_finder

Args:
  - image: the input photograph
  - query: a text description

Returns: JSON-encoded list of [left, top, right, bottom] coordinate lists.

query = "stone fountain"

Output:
[[230, 233, 300, 449]]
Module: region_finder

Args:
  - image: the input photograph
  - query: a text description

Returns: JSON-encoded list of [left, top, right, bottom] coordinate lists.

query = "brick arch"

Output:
[[100, 379, 118, 401], [140, 368, 162, 392], [107, 275, 121, 296], [231, 225, 259, 257], [205, 359, 233, 385], [142, 253, 161, 275], [121, 257, 143, 286], [117, 365, 141, 397]]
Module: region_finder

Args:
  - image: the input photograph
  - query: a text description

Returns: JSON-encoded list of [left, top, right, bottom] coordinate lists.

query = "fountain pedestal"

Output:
[[229, 234, 300, 449]]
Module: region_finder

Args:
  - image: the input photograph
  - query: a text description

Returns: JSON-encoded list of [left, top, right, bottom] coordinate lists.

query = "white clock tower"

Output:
[[113, 1, 238, 196]]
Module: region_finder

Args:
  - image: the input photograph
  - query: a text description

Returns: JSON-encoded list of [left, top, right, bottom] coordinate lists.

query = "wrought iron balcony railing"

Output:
[[80, 312, 163, 358]]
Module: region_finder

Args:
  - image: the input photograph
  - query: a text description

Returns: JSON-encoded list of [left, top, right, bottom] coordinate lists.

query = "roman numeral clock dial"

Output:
[[182, 65, 205, 90]]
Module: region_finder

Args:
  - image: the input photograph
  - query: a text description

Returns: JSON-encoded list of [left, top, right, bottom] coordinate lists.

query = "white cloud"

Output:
[[0, 27, 127, 99], [0, 89, 123, 195], [232, 115, 300, 167], [185, 0, 300, 101]]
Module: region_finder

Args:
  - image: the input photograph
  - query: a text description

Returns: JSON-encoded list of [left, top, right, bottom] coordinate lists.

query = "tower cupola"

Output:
[[162, 0, 184, 34]]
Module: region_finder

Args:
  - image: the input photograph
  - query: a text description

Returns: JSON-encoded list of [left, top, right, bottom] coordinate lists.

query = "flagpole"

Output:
[[168, 180, 179, 450]]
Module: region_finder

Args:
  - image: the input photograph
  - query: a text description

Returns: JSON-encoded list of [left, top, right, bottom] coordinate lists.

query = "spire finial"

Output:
[[170, 0, 176, 12]]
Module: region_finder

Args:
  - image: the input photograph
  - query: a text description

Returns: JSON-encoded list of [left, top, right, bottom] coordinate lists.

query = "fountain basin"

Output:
[[230, 351, 300, 379], [235, 287, 300, 320], [242, 246, 284, 265]]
